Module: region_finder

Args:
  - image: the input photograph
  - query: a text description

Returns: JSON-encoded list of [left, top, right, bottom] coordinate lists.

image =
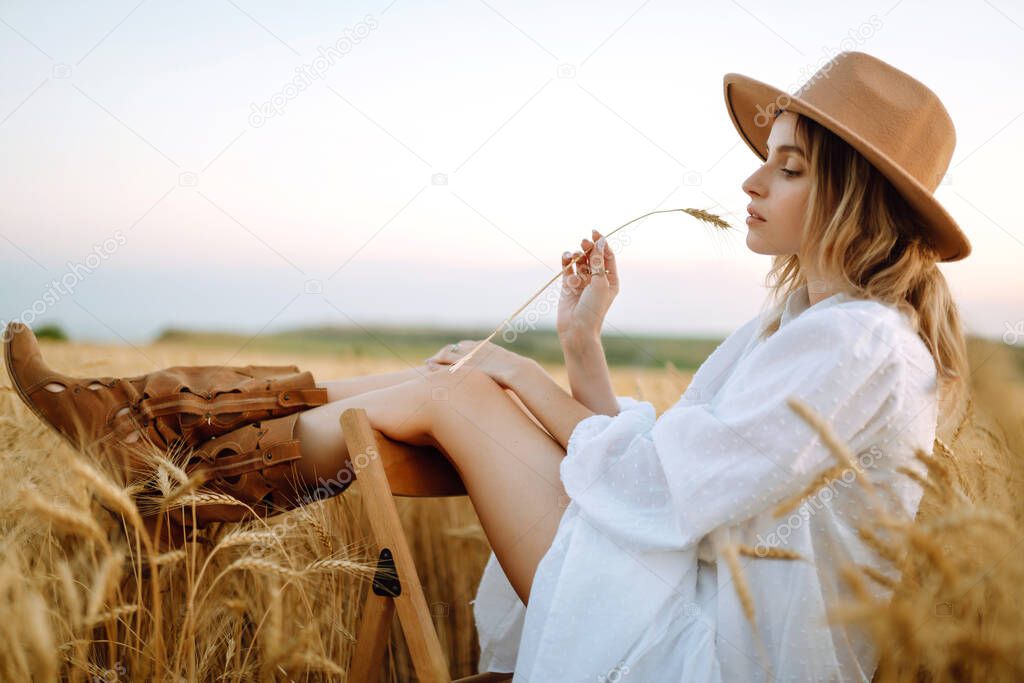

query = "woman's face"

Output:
[[741, 111, 811, 256]]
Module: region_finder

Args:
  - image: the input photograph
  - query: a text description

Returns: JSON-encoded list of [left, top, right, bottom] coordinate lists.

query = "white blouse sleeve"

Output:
[[560, 306, 916, 554]]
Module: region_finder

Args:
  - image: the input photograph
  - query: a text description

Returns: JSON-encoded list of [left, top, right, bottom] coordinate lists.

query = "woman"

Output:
[[5, 51, 970, 681]]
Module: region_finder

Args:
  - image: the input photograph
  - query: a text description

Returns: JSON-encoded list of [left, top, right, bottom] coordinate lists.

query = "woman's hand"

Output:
[[424, 339, 525, 388], [556, 229, 619, 347]]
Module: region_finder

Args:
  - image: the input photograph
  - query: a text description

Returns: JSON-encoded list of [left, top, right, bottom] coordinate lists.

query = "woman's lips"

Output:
[[746, 214, 765, 225]]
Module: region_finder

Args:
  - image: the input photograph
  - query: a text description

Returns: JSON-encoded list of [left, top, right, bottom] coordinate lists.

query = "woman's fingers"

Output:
[[572, 250, 589, 281], [426, 339, 475, 367], [576, 248, 590, 273], [589, 238, 607, 282], [561, 251, 582, 295], [591, 229, 618, 289], [561, 250, 573, 274], [580, 238, 593, 263], [565, 229, 618, 294], [583, 234, 602, 275]]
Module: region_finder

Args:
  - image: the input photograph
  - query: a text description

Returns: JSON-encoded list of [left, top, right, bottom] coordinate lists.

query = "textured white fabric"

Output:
[[471, 286, 939, 682]]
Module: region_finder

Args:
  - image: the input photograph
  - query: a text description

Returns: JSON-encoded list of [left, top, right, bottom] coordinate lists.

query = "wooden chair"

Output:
[[341, 408, 514, 683]]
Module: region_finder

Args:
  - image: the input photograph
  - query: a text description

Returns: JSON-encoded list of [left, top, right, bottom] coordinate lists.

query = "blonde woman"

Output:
[[5, 51, 969, 681]]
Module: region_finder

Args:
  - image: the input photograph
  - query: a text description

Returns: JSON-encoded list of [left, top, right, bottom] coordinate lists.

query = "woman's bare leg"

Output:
[[317, 367, 432, 402], [319, 366, 550, 431], [294, 368, 567, 605]]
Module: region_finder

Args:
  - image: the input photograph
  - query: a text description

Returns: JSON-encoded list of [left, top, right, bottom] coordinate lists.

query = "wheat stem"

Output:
[[449, 207, 732, 372]]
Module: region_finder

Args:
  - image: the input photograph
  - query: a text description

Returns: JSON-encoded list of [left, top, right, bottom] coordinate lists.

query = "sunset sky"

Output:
[[2, 0, 1021, 349]]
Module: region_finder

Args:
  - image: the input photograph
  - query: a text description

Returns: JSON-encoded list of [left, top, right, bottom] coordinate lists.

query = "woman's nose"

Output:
[[742, 167, 765, 198]]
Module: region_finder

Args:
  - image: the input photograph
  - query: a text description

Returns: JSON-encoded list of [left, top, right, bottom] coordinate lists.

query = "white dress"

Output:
[[470, 285, 939, 682]]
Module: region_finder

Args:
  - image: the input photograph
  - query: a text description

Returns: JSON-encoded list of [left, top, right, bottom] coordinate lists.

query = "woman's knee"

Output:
[[423, 367, 508, 427], [425, 365, 499, 395], [456, 370, 515, 413]]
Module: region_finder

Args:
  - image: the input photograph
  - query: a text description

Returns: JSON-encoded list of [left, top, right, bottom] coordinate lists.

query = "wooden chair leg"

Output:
[[343, 408, 451, 683], [349, 588, 396, 682]]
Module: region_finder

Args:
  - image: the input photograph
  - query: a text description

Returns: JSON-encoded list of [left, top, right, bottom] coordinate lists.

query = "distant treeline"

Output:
[[155, 324, 726, 370]]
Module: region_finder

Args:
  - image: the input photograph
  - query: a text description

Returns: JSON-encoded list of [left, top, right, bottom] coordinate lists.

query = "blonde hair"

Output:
[[758, 112, 969, 431]]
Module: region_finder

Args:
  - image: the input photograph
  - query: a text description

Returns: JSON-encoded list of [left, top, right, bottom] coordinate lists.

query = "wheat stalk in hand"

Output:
[[448, 207, 733, 373]]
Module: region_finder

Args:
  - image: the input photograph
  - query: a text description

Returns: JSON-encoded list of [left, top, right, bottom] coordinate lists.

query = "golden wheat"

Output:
[[721, 542, 755, 623], [22, 489, 110, 551], [737, 544, 805, 561], [0, 336, 1020, 680]]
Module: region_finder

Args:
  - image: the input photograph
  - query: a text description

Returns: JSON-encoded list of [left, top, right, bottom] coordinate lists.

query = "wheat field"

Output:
[[0, 337, 1021, 681]]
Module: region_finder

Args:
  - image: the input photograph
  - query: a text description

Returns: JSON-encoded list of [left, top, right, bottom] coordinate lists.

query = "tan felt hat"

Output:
[[723, 50, 970, 262]]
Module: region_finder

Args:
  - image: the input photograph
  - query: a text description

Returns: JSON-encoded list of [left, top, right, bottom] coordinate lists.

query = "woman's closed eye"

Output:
[[758, 159, 801, 177]]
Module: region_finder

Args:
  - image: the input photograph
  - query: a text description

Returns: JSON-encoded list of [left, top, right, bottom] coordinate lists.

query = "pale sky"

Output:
[[2, 0, 1022, 348]]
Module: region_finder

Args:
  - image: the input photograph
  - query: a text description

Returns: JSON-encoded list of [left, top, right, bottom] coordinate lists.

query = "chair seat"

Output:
[[372, 431, 467, 497]]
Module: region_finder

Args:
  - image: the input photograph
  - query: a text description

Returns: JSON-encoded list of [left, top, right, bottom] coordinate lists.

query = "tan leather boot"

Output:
[[3, 321, 329, 476], [155, 410, 355, 531]]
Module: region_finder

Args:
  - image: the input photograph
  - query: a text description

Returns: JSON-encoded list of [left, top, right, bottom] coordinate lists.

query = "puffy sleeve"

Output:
[[560, 306, 915, 554]]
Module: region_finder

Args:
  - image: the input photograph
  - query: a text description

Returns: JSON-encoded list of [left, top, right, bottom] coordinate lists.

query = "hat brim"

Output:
[[723, 72, 971, 262]]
